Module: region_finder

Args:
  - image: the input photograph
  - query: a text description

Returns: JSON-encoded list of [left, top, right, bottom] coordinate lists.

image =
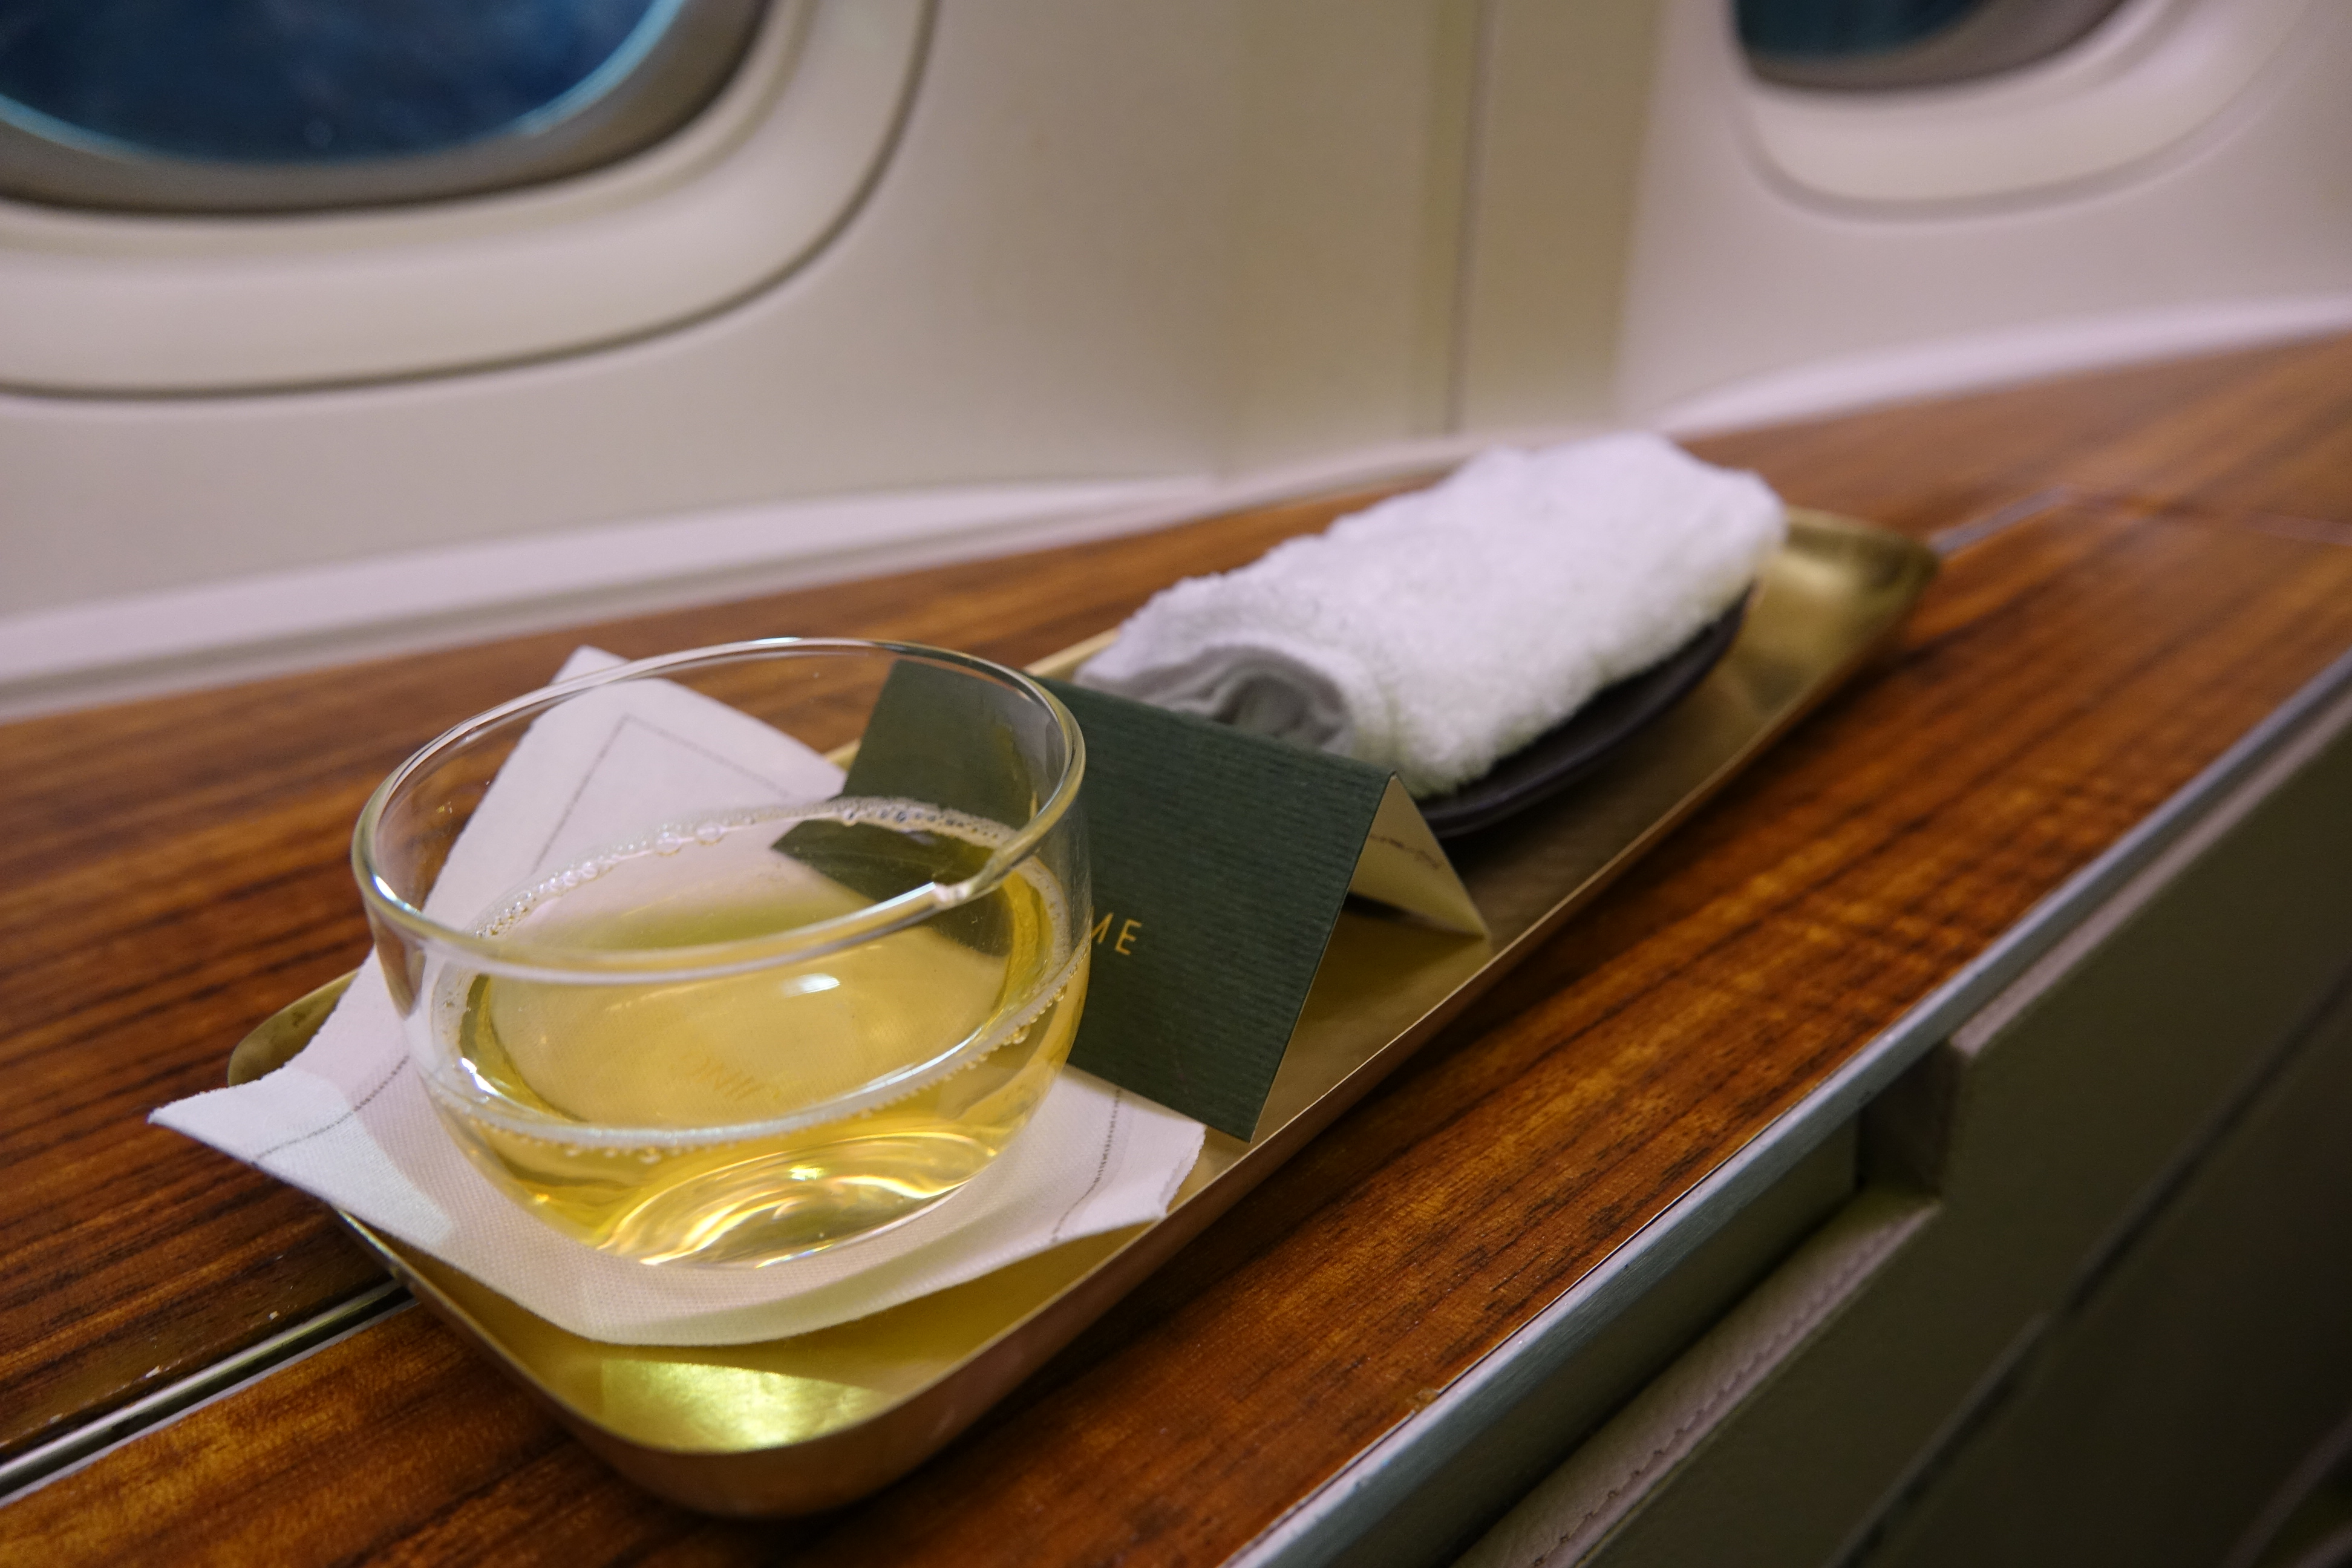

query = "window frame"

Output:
[[0, 0, 770, 215], [1734, 0, 2321, 206], [0, 0, 932, 394], [1740, 0, 2129, 93]]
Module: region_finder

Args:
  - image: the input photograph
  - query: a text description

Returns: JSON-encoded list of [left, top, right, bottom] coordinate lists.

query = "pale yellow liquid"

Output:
[[424, 802, 1085, 1266]]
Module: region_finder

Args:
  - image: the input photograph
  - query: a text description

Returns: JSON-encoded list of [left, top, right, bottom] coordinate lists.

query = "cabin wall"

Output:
[[1621, 0, 2352, 427], [1, 0, 2348, 709], [1, 0, 1579, 621]]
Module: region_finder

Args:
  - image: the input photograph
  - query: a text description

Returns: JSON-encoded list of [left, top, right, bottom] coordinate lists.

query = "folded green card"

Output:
[[804, 663, 1484, 1140], [1043, 681, 1482, 1138]]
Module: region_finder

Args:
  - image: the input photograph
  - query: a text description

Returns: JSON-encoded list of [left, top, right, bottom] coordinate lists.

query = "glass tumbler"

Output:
[[352, 640, 1090, 1266]]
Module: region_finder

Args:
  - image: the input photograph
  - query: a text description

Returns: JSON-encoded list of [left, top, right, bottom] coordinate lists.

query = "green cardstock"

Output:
[[1043, 680, 1394, 1138], [790, 659, 1484, 1140]]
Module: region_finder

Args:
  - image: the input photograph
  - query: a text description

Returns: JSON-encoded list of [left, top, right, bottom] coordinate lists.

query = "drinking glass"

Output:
[[353, 640, 1089, 1266]]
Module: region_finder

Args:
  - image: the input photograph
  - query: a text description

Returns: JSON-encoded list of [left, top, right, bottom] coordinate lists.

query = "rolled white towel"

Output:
[[1075, 433, 1786, 797]]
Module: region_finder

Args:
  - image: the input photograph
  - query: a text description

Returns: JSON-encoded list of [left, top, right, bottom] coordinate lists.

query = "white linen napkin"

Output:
[[154, 647, 1204, 1347], [1075, 433, 1786, 797]]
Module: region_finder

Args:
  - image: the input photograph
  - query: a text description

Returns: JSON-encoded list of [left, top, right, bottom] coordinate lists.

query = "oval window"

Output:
[[0, 0, 766, 212], [1739, 0, 2131, 91]]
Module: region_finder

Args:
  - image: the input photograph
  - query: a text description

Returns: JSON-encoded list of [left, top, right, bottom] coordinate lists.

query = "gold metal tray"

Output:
[[228, 508, 1936, 1517]]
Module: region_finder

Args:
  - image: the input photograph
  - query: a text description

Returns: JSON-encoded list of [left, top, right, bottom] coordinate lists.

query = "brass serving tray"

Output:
[[228, 508, 1936, 1517]]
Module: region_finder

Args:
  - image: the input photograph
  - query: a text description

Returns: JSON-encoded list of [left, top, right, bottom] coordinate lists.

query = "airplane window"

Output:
[[0, 0, 766, 214], [1739, 0, 2131, 90]]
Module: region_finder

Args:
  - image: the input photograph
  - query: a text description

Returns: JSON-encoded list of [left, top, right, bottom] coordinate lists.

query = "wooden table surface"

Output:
[[6, 335, 2352, 1563]]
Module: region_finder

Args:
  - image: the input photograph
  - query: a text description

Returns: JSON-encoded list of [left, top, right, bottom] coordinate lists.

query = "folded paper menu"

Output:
[[153, 648, 1205, 1347]]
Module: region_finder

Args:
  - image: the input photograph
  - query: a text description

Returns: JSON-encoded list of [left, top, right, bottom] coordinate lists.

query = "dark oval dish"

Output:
[[1415, 595, 1749, 840]]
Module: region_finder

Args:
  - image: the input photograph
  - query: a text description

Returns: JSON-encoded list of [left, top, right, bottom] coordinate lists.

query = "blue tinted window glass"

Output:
[[1738, 0, 1980, 58], [0, 0, 673, 163]]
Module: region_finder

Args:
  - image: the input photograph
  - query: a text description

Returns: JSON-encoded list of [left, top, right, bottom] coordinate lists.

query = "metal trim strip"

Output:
[[0, 1283, 412, 1504]]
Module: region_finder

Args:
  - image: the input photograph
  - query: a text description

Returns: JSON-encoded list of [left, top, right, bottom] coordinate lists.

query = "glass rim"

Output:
[[350, 637, 1086, 983]]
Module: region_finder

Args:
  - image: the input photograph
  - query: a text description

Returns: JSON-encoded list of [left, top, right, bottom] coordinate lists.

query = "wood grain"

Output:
[[1687, 332, 2352, 535], [3, 333, 2351, 1561], [4, 1308, 764, 1566]]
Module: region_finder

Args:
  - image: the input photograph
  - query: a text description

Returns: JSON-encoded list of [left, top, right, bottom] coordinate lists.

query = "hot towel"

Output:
[[1075, 433, 1785, 797]]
